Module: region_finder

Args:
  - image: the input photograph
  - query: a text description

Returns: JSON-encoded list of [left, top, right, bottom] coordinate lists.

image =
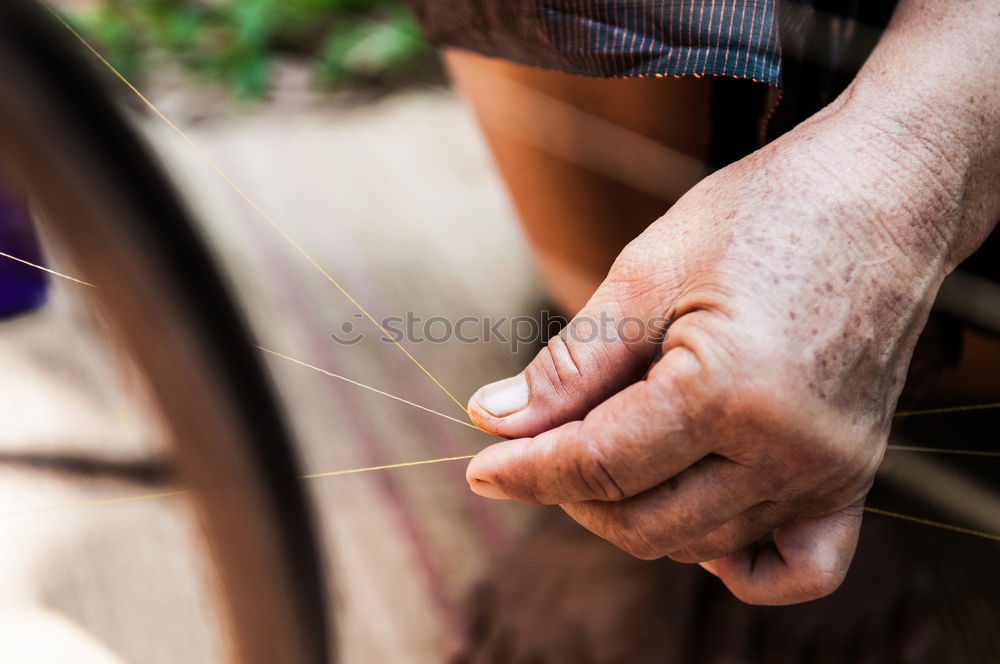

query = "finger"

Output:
[[559, 456, 764, 560], [468, 291, 665, 438], [702, 502, 864, 606], [668, 501, 793, 564], [467, 348, 708, 504]]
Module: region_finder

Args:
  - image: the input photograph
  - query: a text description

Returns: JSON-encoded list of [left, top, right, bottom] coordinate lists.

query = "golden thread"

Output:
[[1, 457, 475, 517], [0, 251, 94, 287], [1, 490, 189, 517], [43, 5, 468, 417], [865, 507, 1000, 542], [303, 455, 475, 480], [886, 445, 1000, 458], [7, 251, 1000, 459], [0, 251, 477, 430], [894, 402, 1000, 418], [9, 484, 1000, 546], [7, 244, 1000, 427], [257, 346, 480, 430]]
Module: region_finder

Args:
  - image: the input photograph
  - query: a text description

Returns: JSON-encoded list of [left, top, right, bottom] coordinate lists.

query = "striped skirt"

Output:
[[403, 0, 899, 88]]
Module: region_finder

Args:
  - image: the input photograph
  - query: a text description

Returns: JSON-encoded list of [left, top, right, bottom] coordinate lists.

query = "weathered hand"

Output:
[[465, 92, 975, 605]]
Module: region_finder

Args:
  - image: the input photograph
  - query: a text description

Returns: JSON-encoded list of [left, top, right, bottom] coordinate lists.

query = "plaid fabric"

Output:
[[408, 0, 784, 84]]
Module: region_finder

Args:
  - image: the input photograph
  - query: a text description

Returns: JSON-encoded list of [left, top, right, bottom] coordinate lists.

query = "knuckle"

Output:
[[608, 513, 669, 560], [527, 334, 586, 402], [720, 383, 843, 483], [489, 468, 544, 506], [727, 584, 766, 606], [666, 548, 700, 564], [508, 481, 545, 506], [668, 542, 723, 565], [546, 332, 585, 382], [788, 567, 848, 604], [572, 438, 627, 502], [730, 563, 847, 606], [811, 569, 848, 599], [618, 536, 664, 561]]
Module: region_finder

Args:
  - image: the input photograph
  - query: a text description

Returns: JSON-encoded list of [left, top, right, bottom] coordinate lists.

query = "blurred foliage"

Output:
[[75, 0, 434, 100]]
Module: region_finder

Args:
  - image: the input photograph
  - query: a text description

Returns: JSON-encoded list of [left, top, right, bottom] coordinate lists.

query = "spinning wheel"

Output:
[[0, 2, 330, 662]]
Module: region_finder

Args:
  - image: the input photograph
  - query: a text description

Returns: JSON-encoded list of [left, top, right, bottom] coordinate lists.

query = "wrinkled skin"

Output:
[[465, 0, 1000, 606]]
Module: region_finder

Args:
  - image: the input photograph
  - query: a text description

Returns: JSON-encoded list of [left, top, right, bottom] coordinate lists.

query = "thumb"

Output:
[[469, 297, 663, 438], [701, 503, 865, 606]]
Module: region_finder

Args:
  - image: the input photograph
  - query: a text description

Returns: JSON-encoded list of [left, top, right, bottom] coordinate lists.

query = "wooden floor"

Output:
[[0, 89, 542, 662]]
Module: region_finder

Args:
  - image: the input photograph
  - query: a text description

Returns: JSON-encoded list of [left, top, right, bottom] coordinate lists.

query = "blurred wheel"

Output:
[[0, 2, 330, 662]]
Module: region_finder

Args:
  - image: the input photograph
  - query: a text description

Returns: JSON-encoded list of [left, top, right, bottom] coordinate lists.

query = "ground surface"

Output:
[[0, 87, 541, 663]]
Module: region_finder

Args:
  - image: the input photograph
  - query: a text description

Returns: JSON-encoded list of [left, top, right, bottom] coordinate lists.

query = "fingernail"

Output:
[[469, 477, 511, 500], [472, 375, 530, 418]]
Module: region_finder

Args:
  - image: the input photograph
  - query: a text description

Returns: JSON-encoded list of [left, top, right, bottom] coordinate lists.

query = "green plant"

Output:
[[76, 0, 433, 100]]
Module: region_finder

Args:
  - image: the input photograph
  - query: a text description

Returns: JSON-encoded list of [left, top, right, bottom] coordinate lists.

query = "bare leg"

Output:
[[444, 49, 712, 314]]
